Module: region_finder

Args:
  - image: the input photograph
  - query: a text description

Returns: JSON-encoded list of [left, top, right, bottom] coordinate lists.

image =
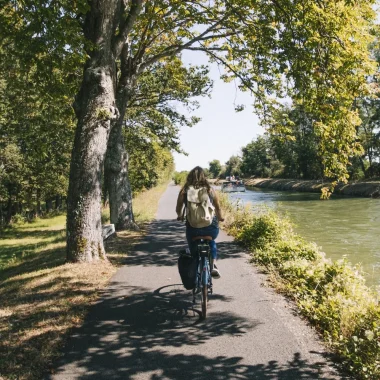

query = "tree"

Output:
[[353, 35, 380, 179], [0, 143, 24, 224], [105, 57, 211, 230], [56, 1, 380, 260], [356, 98, 380, 178], [2, 0, 376, 261], [209, 160, 222, 178], [268, 106, 323, 179], [0, 4, 81, 223], [225, 155, 242, 177], [240, 136, 272, 178]]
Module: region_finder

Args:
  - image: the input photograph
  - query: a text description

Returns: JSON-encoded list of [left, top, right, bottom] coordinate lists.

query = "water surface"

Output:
[[227, 187, 380, 287]]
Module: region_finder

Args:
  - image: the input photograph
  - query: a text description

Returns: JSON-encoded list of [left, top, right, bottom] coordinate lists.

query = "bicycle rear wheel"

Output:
[[200, 256, 208, 319], [201, 284, 207, 319]]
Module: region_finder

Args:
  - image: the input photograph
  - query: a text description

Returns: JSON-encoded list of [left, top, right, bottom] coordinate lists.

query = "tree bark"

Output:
[[66, 0, 120, 262], [36, 188, 41, 216], [46, 198, 53, 213], [5, 197, 12, 225], [105, 52, 138, 231], [55, 195, 62, 210], [105, 118, 138, 230]]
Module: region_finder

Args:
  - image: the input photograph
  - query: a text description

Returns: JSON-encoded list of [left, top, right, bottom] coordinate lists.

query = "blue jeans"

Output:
[[186, 223, 219, 260]]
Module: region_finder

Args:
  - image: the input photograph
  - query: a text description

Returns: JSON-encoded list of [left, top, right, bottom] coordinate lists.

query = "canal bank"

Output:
[[244, 178, 380, 197]]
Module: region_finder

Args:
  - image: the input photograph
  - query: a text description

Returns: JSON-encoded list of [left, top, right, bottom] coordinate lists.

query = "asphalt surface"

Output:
[[51, 183, 344, 380]]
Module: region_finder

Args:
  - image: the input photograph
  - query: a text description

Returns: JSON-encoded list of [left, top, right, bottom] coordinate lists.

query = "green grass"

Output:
[[0, 215, 66, 271], [133, 182, 169, 223]]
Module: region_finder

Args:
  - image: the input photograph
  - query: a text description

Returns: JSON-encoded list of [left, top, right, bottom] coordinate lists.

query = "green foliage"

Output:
[[0, 1, 83, 224], [268, 106, 324, 179], [119, 0, 377, 184], [123, 58, 210, 195], [127, 57, 212, 154], [126, 127, 175, 195], [222, 197, 380, 379], [252, 0, 377, 183], [240, 136, 279, 178], [225, 155, 242, 177], [347, 29, 380, 180], [172, 171, 188, 186], [209, 159, 222, 178]]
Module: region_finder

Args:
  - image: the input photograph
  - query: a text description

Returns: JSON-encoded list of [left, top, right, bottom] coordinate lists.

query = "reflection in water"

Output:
[[227, 187, 380, 287]]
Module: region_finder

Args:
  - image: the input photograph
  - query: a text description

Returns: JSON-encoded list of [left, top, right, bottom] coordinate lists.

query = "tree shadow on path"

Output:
[[52, 282, 339, 379]]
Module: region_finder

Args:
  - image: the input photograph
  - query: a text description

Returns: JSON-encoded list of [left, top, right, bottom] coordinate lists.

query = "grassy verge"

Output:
[[218, 192, 380, 379], [0, 183, 169, 379]]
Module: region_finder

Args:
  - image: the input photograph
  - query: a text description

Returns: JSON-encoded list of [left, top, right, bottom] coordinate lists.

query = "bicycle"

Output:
[[191, 235, 213, 319]]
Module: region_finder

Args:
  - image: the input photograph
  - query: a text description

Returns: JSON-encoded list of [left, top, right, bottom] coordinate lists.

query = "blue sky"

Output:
[[173, 51, 263, 172]]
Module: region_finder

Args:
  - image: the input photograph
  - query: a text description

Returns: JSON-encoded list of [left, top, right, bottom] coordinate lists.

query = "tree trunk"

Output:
[[5, 197, 12, 225], [105, 120, 137, 230], [66, 0, 120, 263], [46, 198, 53, 213], [105, 55, 138, 231], [55, 195, 62, 210], [360, 156, 367, 177], [36, 188, 41, 216]]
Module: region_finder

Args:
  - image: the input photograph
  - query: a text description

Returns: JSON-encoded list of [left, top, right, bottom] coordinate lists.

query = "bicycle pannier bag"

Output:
[[178, 251, 197, 290], [186, 186, 215, 228]]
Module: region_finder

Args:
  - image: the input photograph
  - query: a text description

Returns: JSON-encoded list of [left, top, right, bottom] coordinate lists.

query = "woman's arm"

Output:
[[176, 189, 185, 219], [211, 188, 224, 221]]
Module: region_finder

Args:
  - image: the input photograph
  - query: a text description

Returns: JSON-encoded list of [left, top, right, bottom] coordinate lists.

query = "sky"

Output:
[[173, 51, 264, 172]]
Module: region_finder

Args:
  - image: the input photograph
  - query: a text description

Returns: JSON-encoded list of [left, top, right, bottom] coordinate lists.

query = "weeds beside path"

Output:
[[0, 183, 168, 380]]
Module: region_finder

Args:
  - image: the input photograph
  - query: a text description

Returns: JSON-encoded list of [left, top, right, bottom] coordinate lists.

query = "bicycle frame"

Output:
[[192, 239, 213, 318]]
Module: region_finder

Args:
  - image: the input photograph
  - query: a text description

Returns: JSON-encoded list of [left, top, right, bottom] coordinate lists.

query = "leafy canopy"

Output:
[[2, 0, 378, 184]]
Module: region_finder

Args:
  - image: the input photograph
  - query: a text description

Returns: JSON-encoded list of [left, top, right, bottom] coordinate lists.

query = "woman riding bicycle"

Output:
[[176, 166, 224, 278]]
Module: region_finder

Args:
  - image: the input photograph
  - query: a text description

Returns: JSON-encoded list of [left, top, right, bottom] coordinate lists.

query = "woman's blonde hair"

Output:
[[183, 166, 211, 192]]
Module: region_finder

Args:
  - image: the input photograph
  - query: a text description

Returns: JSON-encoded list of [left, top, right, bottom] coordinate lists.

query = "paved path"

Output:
[[52, 184, 343, 379]]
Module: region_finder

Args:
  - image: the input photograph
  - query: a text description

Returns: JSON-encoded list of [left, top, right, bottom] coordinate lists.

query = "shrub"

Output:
[[11, 213, 26, 225], [172, 171, 188, 186]]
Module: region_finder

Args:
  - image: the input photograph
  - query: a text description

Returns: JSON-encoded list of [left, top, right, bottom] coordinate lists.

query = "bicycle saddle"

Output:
[[192, 235, 213, 241]]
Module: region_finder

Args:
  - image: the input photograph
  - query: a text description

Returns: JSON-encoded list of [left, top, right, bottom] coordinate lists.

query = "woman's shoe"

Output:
[[211, 264, 221, 279]]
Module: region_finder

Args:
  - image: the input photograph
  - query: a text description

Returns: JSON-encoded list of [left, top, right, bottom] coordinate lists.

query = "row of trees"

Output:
[[209, 95, 380, 181], [0, 6, 211, 227], [210, 39, 380, 181], [1, 0, 378, 262]]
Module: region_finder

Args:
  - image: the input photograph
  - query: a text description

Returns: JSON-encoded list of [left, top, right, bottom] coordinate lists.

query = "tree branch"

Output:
[[113, 0, 144, 58], [199, 48, 258, 96], [137, 15, 234, 73]]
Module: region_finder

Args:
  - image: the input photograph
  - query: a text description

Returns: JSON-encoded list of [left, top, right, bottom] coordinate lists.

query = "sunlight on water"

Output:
[[228, 188, 380, 288]]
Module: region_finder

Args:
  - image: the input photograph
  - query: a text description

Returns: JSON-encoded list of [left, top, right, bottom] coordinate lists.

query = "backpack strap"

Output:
[[184, 190, 188, 207], [208, 188, 214, 205]]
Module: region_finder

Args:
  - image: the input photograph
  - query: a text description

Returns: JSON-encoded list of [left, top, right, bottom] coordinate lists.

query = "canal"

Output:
[[227, 187, 380, 288]]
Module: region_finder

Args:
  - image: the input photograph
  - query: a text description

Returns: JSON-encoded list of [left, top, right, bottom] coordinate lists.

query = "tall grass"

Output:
[[219, 193, 380, 379]]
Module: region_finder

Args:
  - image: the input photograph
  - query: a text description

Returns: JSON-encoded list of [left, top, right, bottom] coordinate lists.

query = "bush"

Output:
[[11, 213, 26, 225], [172, 171, 188, 186], [220, 195, 380, 379]]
